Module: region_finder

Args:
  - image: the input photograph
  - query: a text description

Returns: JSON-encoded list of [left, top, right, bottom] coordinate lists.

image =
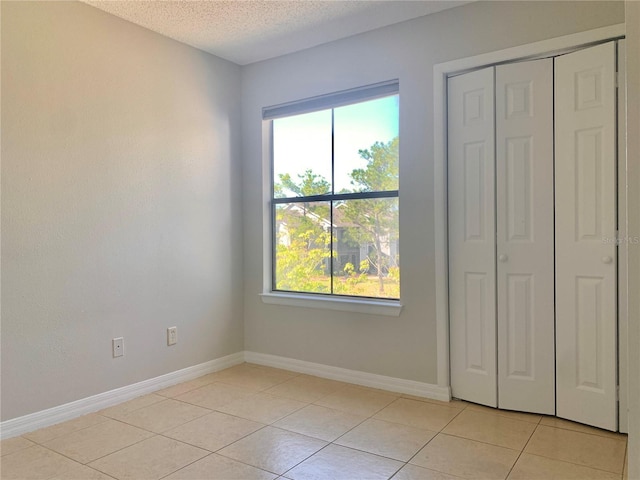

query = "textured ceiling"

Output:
[[83, 1, 469, 65]]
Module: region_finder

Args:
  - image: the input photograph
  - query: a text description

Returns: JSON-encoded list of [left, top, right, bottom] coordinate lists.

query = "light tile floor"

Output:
[[0, 363, 629, 480]]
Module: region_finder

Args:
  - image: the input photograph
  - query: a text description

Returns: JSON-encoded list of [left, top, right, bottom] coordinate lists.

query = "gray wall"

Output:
[[1, 1, 243, 421], [241, 1, 625, 384]]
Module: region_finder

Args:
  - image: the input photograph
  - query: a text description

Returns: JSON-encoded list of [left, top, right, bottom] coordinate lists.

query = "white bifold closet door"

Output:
[[448, 67, 497, 407], [495, 59, 555, 414], [449, 42, 618, 430], [555, 42, 617, 431], [448, 59, 555, 413]]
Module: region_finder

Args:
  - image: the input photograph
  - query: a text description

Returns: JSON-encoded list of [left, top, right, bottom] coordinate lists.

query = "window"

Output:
[[264, 82, 399, 300]]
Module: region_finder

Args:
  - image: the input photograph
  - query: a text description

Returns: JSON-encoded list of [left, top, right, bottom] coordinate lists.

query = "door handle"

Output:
[[498, 254, 508, 262], [602, 256, 613, 264]]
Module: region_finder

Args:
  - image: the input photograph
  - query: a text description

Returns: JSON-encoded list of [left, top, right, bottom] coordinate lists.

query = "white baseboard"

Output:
[[0, 352, 244, 440], [244, 351, 451, 402], [1, 350, 451, 440]]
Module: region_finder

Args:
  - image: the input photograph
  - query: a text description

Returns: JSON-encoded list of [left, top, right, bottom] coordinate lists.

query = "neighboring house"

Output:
[[275, 203, 398, 276]]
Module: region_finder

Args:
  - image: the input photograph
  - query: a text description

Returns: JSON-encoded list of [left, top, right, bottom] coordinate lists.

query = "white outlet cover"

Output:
[[113, 337, 124, 357], [167, 327, 177, 346]]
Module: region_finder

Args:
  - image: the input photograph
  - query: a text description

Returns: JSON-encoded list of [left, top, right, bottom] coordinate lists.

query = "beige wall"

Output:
[[1, 1, 243, 420], [625, 2, 640, 477], [240, 1, 625, 384]]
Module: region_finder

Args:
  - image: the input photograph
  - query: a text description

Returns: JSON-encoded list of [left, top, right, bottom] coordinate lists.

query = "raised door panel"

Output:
[[448, 67, 497, 407], [555, 42, 617, 431], [496, 59, 555, 415]]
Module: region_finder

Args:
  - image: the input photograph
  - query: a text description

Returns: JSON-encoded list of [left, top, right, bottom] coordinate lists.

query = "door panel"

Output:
[[555, 42, 617, 431], [496, 59, 555, 415], [448, 67, 497, 407]]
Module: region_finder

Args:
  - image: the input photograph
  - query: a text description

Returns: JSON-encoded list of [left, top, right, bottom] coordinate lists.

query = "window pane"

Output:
[[273, 110, 332, 198], [333, 96, 399, 193], [332, 198, 399, 299], [274, 201, 332, 294]]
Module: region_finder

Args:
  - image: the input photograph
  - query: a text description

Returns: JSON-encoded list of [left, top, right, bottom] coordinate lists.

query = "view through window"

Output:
[[270, 90, 399, 299]]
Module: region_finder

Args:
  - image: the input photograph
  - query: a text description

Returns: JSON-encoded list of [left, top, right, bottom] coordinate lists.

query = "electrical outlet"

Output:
[[167, 327, 177, 346], [112, 337, 124, 357]]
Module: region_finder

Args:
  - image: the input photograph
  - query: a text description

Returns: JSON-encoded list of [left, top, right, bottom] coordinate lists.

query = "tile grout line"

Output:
[[502, 415, 540, 479], [514, 423, 627, 476], [400, 401, 468, 477]]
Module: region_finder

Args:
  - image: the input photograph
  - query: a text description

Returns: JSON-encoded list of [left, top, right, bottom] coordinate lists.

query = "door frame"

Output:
[[433, 24, 628, 428]]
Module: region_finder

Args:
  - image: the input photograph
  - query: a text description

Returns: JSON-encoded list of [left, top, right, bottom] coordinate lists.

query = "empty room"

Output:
[[2, 1, 639, 479]]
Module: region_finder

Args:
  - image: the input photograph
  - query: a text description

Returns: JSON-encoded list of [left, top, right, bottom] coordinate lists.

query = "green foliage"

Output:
[[274, 170, 332, 293], [275, 227, 332, 293], [351, 137, 399, 192], [278, 170, 330, 198], [273, 137, 400, 298], [341, 137, 399, 294]]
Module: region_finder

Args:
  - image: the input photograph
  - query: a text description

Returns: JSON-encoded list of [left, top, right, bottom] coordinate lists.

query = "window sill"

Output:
[[260, 292, 403, 317]]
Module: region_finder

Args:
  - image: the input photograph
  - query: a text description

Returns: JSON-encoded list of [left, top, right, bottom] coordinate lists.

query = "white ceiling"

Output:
[[83, 1, 469, 65]]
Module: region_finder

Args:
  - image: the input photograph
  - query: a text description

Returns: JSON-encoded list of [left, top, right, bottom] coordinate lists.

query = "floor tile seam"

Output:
[[36, 430, 155, 468], [624, 442, 628, 475], [323, 412, 383, 445], [106, 409, 213, 436], [270, 400, 361, 427], [99, 396, 166, 419], [310, 393, 400, 419], [263, 383, 347, 403], [260, 389, 334, 404], [52, 462, 120, 480], [404, 397, 469, 412], [432, 431, 523, 455], [37, 416, 154, 448], [278, 442, 408, 479], [369, 410, 453, 431], [154, 376, 219, 397], [440, 422, 537, 451], [23, 414, 112, 445], [155, 396, 216, 414], [198, 378, 268, 392], [0, 438, 37, 457], [214, 451, 283, 478], [158, 422, 269, 454], [404, 450, 466, 479], [334, 415, 440, 446], [536, 422, 628, 441], [275, 414, 369, 443], [502, 419, 540, 480], [207, 406, 278, 426], [330, 434, 435, 464], [202, 423, 273, 462], [386, 460, 409, 480], [1, 442, 82, 468], [428, 401, 467, 432], [393, 427, 443, 469], [253, 395, 316, 425], [463, 407, 543, 426], [261, 423, 336, 446], [140, 446, 211, 480], [214, 433, 327, 478], [154, 451, 219, 480], [517, 451, 627, 476], [278, 441, 335, 477], [167, 393, 251, 412]]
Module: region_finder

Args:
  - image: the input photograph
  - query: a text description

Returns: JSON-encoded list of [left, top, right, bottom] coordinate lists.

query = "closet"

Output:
[[448, 42, 618, 431]]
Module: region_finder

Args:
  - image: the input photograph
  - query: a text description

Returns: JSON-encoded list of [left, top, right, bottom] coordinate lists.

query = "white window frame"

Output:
[[260, 81, 403, 316]]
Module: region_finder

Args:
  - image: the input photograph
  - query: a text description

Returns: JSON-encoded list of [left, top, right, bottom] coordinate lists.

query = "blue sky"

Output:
[[273, 95, 399, 195]]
